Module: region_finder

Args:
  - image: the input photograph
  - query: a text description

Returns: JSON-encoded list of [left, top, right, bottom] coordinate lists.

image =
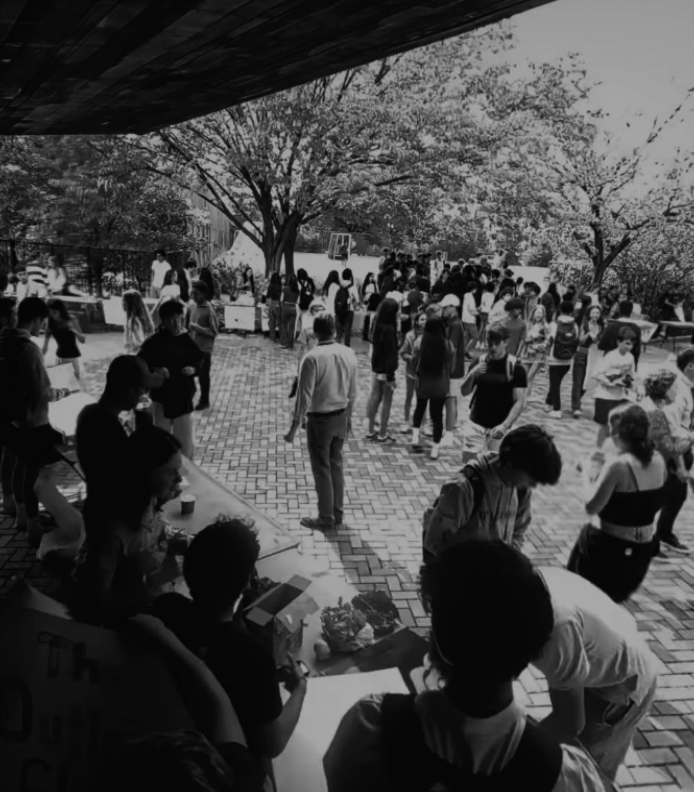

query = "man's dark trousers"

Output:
[[306, 410, 347, 525]]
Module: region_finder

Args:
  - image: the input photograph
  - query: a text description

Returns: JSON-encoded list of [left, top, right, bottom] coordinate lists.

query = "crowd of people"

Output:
[[1, 246, 693, 791]]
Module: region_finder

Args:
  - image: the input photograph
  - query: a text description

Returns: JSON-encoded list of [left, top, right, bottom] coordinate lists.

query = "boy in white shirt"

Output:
[[150, 249, 171, 298], [461, 282, 479, 355], [592, 326, 636, 449], [535, 566, 658, 782]]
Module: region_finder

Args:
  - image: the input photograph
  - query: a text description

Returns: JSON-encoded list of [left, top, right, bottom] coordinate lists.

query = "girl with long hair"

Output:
[[366, 298, 399, 443], [122, 290, 155, 354], [399, 312, 426, 429], [280, 273, 299, 349], [297, 267, 316, 319], [571, 305, 605, 418], [487, 287, 514, 326], [42, 298, 85, 379], [519, 304, 550, 398], [265, 271, 282, 343], [322, 269, 341, 317], [411, 317, 454, 460], [335, 267, 359, 347], [159, 268, 181, 301], [568, 403, 667, 602], [198, 267, 217, 301], [174, 265, 190, 303]]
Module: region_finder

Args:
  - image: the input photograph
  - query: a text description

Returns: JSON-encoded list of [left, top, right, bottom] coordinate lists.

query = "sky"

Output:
[[507, 0, 693, 163]]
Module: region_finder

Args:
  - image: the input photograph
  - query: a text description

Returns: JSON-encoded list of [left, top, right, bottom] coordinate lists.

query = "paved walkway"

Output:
[[2, 331, 694, 791]]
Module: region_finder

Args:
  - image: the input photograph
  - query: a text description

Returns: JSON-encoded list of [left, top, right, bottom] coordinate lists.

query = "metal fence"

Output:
[[0, 239, 187, 295]]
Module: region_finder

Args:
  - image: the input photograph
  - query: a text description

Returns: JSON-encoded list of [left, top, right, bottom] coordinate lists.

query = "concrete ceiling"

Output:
[[0, 0, 556, 134]]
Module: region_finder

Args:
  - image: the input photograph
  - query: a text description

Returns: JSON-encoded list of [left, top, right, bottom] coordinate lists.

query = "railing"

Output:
[[0, 239, 187, 295]]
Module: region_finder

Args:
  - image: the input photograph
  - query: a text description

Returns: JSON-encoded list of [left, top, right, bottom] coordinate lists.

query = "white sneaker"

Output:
[[549, 410, 562, 419], [572, 410, 582, 419], [411, 428, 421, 446], [440, 432, 454, 447], [430, 443, 440, 460], [543, 404, 552, 414]]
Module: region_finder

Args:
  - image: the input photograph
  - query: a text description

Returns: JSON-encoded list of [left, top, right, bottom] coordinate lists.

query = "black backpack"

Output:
[[380, 693, 563, 792], [334, 285, 350, 318], [552, 318, 579, 360], [0, 334, 33, 425]]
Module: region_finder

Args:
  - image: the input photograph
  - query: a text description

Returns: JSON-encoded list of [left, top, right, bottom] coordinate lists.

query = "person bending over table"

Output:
[[324, 540, 608, 791], [73, 427, 184, 626], [139, 299, 204, 459], [151, 518, 307, 767]]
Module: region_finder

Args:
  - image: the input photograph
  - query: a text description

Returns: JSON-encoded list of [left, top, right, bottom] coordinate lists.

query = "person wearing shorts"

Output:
[[593, 326, 636, 450], [461, 323, 528, 457]]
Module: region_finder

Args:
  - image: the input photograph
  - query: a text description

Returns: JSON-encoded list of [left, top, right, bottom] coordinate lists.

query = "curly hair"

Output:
[[499, 424, 562, 485], [609, 403, 655, 465], [420, 540, 554, 685], [644, 369, 677, 403]]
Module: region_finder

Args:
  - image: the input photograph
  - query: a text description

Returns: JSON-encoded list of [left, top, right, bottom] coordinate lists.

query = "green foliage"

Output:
[[142, 23, 584, 275], [0, 135, 194, 252]]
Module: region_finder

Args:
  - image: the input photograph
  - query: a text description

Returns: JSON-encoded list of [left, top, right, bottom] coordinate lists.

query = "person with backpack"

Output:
[[0, 297, 75, 545], [334, 268, 359, 347], [324, 539, 608, 792], [545, 300, 580, 419], [460, 323, 528, 455], [422, 425, 562, 559]]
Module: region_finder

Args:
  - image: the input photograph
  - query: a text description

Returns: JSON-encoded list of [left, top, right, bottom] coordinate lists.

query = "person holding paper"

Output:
[[323, 540, 609, 791]]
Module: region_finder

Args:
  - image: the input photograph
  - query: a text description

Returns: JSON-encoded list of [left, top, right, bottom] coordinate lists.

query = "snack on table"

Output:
[[321, 598, 374, 653], [351, 590, 399, 637], [320, 590, 399, 653]]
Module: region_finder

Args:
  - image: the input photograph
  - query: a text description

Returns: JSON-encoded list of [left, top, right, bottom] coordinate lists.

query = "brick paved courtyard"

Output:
[[3, 331, 694, 790]]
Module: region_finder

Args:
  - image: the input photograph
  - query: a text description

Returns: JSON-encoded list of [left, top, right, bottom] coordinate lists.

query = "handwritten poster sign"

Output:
[[0, 606, 191, 791]]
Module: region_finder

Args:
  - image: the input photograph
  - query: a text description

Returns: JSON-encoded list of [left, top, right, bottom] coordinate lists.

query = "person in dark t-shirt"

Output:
[[77, 356, 163, 539], [462, 323, 528, 453], [151, 517, 307, 764]]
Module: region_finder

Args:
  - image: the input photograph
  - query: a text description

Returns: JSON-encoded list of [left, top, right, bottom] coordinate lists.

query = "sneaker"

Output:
[[440, 432, 454, 447], [300, 516, 335, 532], [430, 443, 440, 460], [195, 401, 210, 411], [660, 535, 690, 555], [572, 410, 582, 419], [543, 404, 552, 414], [422, 427, 433, 438], [549, 410, 562, 419]]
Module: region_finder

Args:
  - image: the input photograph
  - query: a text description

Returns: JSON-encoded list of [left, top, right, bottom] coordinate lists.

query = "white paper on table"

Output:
[[273, 668, 409, 792]]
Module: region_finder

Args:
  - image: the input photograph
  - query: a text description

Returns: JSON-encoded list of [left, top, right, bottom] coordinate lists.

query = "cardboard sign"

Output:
[[0, 606, 191, 792], [245, 575, 319, 665]]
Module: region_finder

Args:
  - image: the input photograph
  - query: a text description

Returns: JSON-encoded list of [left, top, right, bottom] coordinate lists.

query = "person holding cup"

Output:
[[139, 299, 204, 459], [73, 427, 185, 626]]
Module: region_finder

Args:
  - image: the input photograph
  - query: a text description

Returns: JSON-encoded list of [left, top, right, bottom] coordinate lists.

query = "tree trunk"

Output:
[[263, 215, 302, 276]]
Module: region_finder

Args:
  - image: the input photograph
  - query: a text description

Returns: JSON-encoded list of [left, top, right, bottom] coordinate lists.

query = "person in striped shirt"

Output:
[[26, 259, 48, 299]]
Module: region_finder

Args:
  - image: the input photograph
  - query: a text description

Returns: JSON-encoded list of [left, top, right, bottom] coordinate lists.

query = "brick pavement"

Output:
[[2, 331, 694, 790]]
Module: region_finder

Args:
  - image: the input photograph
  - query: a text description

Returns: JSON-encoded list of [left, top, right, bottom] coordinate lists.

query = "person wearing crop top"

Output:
[[568, 403, 666, 602]]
